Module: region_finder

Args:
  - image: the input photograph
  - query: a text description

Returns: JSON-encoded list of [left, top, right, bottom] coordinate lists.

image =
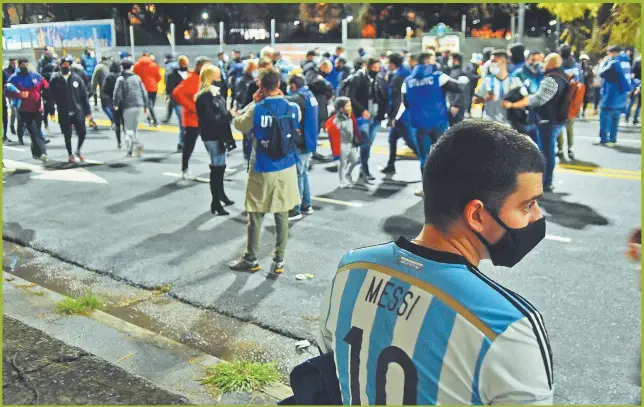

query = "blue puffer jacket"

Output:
[[81, 54, 97, 78], [600, 53, 632, 109]]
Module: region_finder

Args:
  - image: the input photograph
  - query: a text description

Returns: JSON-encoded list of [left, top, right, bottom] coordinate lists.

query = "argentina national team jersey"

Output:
[[318, 237, 553, 405]]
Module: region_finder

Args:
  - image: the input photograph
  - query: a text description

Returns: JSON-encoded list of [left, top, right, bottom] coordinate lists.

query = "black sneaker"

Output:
[[44, 139, 51, 144], [301, 206, 314, 215], [288, 209, 303, 221], [381, 164, 396, 174], [544, 184, 554, 193], [228, 258, 260, 272], [3, 137, 12, 143], [10, 125, 15, 135], [177, 144, 183, 153], [556, 150, 564, 160], [567, 150, 575, 161]]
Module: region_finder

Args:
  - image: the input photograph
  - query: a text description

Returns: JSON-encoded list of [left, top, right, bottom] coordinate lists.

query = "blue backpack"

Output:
[[258, 101, 298, 160]]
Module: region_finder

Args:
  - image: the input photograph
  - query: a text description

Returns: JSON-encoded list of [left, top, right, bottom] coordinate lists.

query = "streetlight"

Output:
[[38, 15, 43, 20], [202, 12, 209, 20]]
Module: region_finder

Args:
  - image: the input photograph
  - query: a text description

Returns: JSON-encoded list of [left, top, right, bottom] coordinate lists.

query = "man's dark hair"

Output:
[[109, 61, 121, 73], [8, 57, 17, 62], [307, 50, 316, 58], [418, 52, 433, 65], [423, 121, 545, 231], [366, 57, 380, 68], [233, 49, 241, 54], [323, 52, 331, 58], [218, 52, 225, 57], [528, 50, 541, 58], [559, 45, 572, 60], [288, 74, 306, 89], [607, 45, 622, 53], [259, 67, 281, 92], [334, 96, 351, 112], [482, 47, 494, 61], [388, 53, 403, 68], [336, 57, 347, 66], [402, 49, 408, 55], [17, 58, 29, 65], [451, 52, 462, 64], [354, 58, 364, 70], [121, 59, 134, 70], [492, 49, 508, 59]]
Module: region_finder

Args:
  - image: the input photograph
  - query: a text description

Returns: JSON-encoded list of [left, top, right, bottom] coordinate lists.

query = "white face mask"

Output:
[[489, 63, 500, 76], [447, 59, 454, 69], [251, 70, 259, 79]]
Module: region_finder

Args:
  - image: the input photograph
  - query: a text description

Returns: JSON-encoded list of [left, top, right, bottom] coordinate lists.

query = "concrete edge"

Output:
[[3, 274, 294, 402]]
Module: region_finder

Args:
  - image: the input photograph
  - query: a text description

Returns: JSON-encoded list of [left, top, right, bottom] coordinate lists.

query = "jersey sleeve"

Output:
[[479, 316, 553, 405]]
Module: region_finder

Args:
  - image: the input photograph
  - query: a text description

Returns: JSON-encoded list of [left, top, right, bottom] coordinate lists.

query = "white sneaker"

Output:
[[414, 189, 424, 197], [182, 170, 196, 181], [39, 154, 48, 163]]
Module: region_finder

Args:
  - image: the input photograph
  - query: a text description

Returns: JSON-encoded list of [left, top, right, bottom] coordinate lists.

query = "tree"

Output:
[[538, 3, 640, 57]]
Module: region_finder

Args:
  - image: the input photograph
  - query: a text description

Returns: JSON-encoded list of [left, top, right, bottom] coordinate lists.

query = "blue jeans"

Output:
[[416, 122, 449, 172], [537, 122, 564, 188], [295, 150, 312, 211], [625, 93, 641, 123], [599, 107, 622, 143], [357, 118, 381, 173], [171, 101, 184, 145], [203, 140, 226, 166]]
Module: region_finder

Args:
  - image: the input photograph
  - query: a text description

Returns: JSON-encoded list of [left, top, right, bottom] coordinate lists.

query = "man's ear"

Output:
[[463, 199, 486, 234]]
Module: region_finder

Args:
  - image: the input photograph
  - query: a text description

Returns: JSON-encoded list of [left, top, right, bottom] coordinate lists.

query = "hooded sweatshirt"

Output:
[[132, 55, 162, 93], [599, 52, 632, 109]]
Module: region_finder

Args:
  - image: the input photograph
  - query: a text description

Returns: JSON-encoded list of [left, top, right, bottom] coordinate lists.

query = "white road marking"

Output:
[[162, 172, 208, 183], [3, 159, 46, 173], [545, 234, 572, 243], [31, 168, 108, 184], [311, 196, 364, 207], [3, 145, 26, 151]]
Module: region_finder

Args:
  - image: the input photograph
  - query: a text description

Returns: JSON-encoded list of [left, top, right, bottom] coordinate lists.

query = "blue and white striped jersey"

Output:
[[318, 237, 553, 405]]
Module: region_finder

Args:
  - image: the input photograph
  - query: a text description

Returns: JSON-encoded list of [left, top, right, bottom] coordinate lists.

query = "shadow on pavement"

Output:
[[539, 192, 610, 230], [381, 200, 424, 239], [2, 222, 36, 245], [562, 159, 599, 170], [104, 181, 200, 214], [612, 145, 642, 155]]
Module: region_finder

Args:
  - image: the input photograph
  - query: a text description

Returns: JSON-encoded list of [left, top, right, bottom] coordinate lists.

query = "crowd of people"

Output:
[[1, 41, 641, 269]]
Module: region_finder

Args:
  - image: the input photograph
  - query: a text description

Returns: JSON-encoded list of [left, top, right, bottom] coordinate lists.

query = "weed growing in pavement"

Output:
[[54, 293, 104, 315], [200, 360, 280, 395]]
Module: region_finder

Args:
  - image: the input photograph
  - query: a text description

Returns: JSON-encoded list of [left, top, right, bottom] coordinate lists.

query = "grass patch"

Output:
[[154, 283, 172, 294], [200, 360, 280, 395], [54, 293, 104, 315]]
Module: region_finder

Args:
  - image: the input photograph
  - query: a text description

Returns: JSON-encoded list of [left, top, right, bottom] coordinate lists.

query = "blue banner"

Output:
[[2, 19, 116, 51]]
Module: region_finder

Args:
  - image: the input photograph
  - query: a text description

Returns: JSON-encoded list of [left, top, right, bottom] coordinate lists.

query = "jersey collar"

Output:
[[395, 236, 471, 266]]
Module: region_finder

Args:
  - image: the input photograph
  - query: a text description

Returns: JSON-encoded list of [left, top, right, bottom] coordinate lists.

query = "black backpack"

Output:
[[338, 74, 353, 98], [259, 100, 298, 160]]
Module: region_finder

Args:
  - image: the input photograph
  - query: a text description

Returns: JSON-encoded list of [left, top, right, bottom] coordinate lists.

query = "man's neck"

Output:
[[413, 224, 483, 267], [496, 69, 509, 80]]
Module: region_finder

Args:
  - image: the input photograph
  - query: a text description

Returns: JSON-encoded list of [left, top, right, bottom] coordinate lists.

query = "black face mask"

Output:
[[474, 209, 546, 268], [179, 67, 188, 72], [19, 67, 28, 74], [61, 67, 70, 75], [368, 70, 378, 79]]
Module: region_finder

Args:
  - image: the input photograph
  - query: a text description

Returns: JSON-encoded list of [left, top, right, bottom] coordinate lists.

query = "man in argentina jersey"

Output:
[[318, 121, 553, 405]]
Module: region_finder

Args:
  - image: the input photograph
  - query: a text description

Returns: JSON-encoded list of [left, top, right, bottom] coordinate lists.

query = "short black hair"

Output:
[[121, 59, 134, 70], [366, 57, 380, 68], [492, 49, 508, 59], [451, 52, 462, 63], [388, 53, 403, 68], [418, 52, 433, 64], [336, 57, 347, 65], [423, 120, 545, 231], [218, 52, 225, 57], [288, 74, 306, 89], [259, 67, 281, 92], [353, 58, 364, 70], [323, 52, 331, 58], [334, 96, 351, 111], [233, 49, 241, 54], [18, 58, 29, 65], [528, 50, 541, 57], [607, 45, 622, 53], [307, 50, 316, 58]]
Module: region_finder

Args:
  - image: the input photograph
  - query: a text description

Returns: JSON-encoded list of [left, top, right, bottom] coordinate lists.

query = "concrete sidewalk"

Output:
[[3, 315, 189, 405]]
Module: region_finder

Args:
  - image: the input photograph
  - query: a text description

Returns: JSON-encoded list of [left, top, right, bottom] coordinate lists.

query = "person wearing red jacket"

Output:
[[172, 56, 211, 180], [132, 52, 162, 127], [5, 58, 49, 161]]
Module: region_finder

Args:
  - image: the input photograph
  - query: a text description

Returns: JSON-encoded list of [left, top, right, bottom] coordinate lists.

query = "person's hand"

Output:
[[253, 89, 263, 102], [49, 114, 55, 121], [389, 119, 396, 128], [635, 88, 641, 95], [113, 106, 119, 111], [450, 106, 459, 115], [19, 91, 29, 99], [362, 111, 371, 120], [502, 101, 513, 110], [86, 114, 92, 121], [484, 93, 495, 102]]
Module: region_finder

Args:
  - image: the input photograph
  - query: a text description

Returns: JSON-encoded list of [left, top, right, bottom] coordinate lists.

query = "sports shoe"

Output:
[[68, 155, 77, 164], [10, 125, 16, 135], [177, 144, 183, 153], [567, 150, 575, 161], [606, 142, 616, 147], [288, 209, 303, 221], [301, 206, 314, 215], [75, 151, 85, 162], [135, 144, 143, 158], [544, 184, 555, 193], [182, 170, 196, 181], [556, 150, 564, 160], [271, 260, 285, 275], [381, 164, 396, 174], [228, 258, 260, 272], [414, 189, 424, 197], [39, 154, 48, 163]]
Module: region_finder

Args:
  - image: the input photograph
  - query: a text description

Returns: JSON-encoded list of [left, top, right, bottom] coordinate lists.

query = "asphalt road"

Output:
[[2, 109, 641, 404]]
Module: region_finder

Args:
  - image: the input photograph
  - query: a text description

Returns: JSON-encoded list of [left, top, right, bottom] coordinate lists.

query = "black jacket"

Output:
[[306, 71, 333, 126], [344, 69, 387, 121], [286, 92, 308, 149], [235, 73, 254, 109], [387, 72, 405, 120], [48, 73, 91, 119], [166, 68, 186, 98], [536, 70, 569, 124], [195, 86, 234, 144], [446, 65, 470, 109], [101, 72, 120, 104]]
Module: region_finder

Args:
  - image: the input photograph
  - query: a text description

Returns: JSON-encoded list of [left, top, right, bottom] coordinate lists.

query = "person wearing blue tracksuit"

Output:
[[512, 50, 545, 145], [398, 52, 466, 183], [286, 75, 319, 221], [381, 53, 418, 174], [598, 46, 632, 146]]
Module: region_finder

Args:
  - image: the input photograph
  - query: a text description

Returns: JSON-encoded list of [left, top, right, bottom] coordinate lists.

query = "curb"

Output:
[[4, 274, 294, 403]]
